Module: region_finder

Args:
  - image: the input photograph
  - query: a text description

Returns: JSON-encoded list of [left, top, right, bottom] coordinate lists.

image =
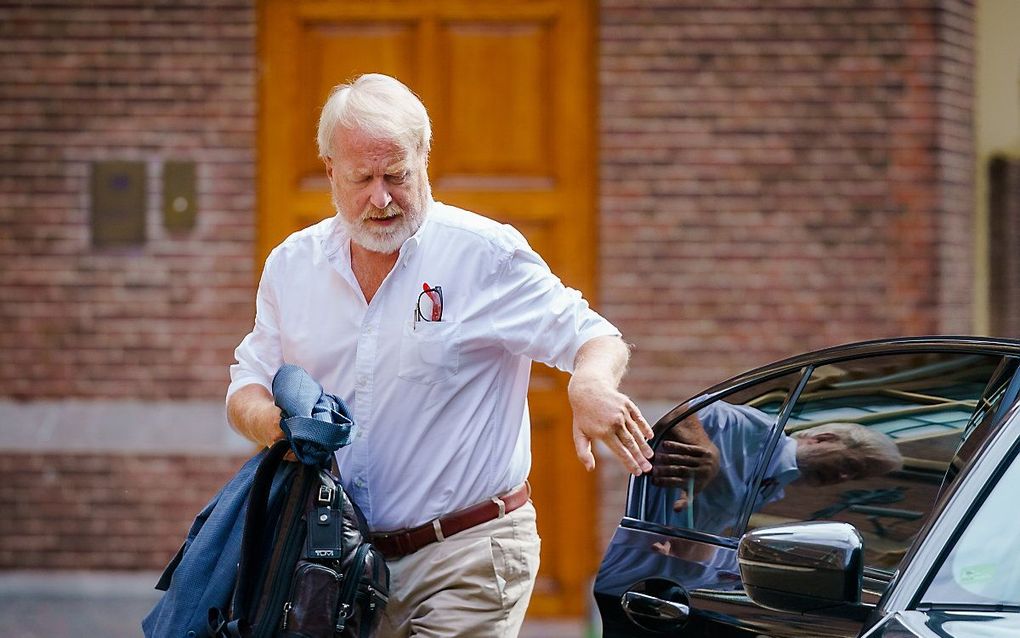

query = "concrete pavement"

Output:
[[0, 571, 590, 637]]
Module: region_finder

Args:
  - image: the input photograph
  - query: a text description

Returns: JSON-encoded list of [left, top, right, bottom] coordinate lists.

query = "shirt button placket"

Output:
[[352, 310, 378, 517]]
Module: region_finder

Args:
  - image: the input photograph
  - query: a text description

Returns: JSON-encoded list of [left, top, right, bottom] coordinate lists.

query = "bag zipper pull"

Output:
[[281, 601, 292, 630], [335, 603, 351, 632]]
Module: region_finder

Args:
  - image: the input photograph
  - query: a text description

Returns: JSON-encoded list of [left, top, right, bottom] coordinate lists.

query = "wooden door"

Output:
[[258, 0, 598, 616]]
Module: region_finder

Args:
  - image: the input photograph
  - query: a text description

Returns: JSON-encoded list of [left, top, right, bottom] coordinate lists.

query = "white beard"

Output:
[[333, 195, 427, 254]]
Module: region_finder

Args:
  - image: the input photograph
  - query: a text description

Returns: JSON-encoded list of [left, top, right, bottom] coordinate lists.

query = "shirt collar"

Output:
[[398, 201, 433, 264], [320, 214, 347, 262]]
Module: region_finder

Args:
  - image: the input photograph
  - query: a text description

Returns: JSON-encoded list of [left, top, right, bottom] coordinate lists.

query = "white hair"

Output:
[[316, 73, 432, 163], [792, 422, 904, 476]]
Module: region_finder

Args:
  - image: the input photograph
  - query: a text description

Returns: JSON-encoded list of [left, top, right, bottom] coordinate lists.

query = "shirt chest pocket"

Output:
[[398, 320, 461, 385]]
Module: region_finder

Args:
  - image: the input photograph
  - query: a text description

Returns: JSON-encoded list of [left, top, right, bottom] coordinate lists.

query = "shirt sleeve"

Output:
[[488, 229, 620, 372], [226, 249, 284, 403]]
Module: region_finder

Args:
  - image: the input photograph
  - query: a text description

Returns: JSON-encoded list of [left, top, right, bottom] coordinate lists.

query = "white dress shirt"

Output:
[[228, 202, 620, 531]]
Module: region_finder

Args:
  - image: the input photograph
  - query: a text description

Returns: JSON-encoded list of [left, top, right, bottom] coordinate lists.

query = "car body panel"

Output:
[[862, 611, 1020, 638], [597, 337, 1020, 638]]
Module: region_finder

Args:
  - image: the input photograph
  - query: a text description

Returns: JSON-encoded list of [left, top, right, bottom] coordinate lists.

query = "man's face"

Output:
[[794, 433, 865, 486], [325, 127, 430, 254]]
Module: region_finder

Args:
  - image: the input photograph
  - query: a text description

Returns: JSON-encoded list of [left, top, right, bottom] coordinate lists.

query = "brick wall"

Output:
[[0, 0, 976, 571], [0, 452, 247, 570], [933, 0, 976, 334], [0, 0, 256, 401], [0, 1, 258, 569], [598, 0, 975, 546]]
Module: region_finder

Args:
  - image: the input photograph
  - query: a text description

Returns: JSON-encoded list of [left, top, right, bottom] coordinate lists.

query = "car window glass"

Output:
[[922, 444, 1020, 607], [642, 371, 804, 537], [943, 358, 1020, 486], [749, 352, 1002, 574]]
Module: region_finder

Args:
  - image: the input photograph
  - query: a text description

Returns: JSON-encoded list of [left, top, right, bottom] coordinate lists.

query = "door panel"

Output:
[[259, 0, 597, 616], [435, 24, 552, 176]]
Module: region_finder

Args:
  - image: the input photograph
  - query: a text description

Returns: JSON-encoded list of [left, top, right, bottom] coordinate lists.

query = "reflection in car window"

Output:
[[645, 351, 1005, 577], [944, 358, 1020, 486], [923, 447, 1020, 607], [752, 353, 1002, 573], [650, 402, 790, 536], [643, 371, 803, 537]]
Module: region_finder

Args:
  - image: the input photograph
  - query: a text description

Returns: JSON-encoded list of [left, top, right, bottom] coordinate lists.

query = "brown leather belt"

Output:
[[369, 482, 531, 560]]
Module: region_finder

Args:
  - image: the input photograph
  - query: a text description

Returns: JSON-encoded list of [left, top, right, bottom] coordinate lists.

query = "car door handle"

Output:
[[621, 591, 691, 621]]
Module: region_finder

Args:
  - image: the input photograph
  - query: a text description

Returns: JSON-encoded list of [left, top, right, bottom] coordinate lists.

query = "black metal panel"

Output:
[[90, 160, 146, 247]]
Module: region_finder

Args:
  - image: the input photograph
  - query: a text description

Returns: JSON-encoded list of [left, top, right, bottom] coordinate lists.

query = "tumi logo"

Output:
[[314, 549, 336, 558]]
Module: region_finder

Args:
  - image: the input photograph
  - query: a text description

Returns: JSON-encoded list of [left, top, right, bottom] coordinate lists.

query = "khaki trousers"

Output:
[[377, 501, 541, 638]]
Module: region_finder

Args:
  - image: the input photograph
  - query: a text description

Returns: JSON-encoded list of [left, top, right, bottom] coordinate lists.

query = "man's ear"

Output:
[[323, 156, 334, 181], [813, 431, 840, 443]]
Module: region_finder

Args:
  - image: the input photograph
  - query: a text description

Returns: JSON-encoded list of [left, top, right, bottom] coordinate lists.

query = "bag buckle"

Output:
[[318, 470, 337, 505]]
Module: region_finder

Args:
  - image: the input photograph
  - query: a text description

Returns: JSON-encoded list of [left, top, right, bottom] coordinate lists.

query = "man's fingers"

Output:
[[654, 454, 709, 469], [625, 416, 654, 460], [672, 495, 689, 513], [650, 476, 687, 488], [659, 440, 711, 456], [628, 401, 654, 440], [610, 431, 648, 476], [573, 429, 596, 472], [615, 427, 652, 474], [652, 462, 693, 477]]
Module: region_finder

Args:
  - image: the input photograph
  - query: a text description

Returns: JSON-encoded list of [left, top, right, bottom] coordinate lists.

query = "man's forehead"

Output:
[[334, 138, 416, 173], [334, 126, 407, 155], [341, 155, 411, 175]]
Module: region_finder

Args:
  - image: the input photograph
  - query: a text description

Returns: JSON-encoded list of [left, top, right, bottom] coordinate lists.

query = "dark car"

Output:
[[595, 337, 1020, 638]]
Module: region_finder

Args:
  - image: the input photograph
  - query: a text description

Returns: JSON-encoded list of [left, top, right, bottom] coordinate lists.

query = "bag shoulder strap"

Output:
[[230, 440, 292, 623]]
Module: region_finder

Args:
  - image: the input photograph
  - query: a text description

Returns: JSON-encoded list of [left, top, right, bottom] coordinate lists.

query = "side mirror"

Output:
[[738, 521, 864, 614]]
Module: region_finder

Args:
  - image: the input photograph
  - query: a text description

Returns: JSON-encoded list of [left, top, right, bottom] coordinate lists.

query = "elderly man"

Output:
[[226, 73, 652, 636]]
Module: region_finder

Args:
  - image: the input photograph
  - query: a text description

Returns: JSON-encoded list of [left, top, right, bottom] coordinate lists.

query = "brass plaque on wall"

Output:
[[163, 160, 197, 231], [91, 161, 146, 247]]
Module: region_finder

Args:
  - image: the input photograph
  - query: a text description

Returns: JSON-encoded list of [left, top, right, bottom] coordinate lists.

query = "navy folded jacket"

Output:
[[142, 365, 354, 638]]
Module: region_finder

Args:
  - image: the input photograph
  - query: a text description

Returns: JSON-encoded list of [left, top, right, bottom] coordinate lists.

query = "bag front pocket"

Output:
[[397, 320, 461, 385], [279, 561, 341, 637]]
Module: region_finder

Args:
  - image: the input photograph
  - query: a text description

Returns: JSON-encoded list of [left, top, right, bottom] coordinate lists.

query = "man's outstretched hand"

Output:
[[569, 377, 654, 476]]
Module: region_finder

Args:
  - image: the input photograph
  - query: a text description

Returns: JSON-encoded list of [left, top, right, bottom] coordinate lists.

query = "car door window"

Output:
[[922, 442, 1020, 606], [750, 352, 1002, 574], [642, 370, 805, 537], [942, 357, 1020, 486]]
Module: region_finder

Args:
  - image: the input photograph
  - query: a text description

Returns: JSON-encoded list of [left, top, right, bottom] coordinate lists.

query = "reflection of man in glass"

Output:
[[650, 401, 903, 536]]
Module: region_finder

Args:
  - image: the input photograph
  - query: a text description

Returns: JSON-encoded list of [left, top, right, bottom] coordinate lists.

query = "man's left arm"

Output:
[[568, 335, 654, 476]]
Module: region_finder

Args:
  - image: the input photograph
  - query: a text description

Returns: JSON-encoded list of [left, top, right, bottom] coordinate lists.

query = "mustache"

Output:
[[362, 202, 404, 221]]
